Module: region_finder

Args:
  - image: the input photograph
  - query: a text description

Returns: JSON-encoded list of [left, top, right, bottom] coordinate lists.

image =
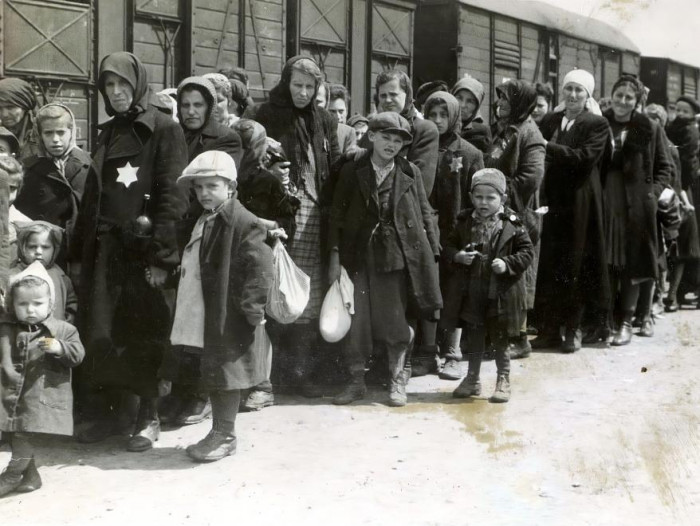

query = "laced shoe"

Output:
[[186, 430, 237, 462], [489, 374, 511, 403], [453, 373, 481, 398]]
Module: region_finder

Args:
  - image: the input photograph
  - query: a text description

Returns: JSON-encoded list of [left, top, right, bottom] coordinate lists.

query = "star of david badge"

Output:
[[116, 162, 139, 188], [450, 157, 463, 173]]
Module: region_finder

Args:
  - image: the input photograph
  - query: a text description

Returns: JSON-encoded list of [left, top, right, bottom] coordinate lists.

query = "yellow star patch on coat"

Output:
[[116, 162, 139, 188]]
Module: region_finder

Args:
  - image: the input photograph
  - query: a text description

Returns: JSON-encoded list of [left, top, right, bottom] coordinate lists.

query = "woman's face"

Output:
[[289, 70, 317, 110], [611, 84, 638, 121], [103, 72, 134, 114], [562, 82, 588, 116], [532, 95, 549, 123], [675, 101, 696, 120], [377, 78, 407, 114], [496, 92, 511, 120], [315, 84, 328, 108], [455, 89, 478, 122], [0, 103, 26, 129], [426, 103, 450, 135], [180, 89, 209, 131]]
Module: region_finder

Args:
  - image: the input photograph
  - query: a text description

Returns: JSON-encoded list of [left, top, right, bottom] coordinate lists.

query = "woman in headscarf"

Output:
[[0, 78, 39, 160], [532, 69, 612, 353], [421, 90, 484, 379], [451, 74, 492, 154], [485, 80, 546, 359], [176, 76, 242, 166], [71, 52, 188, 451], [246, 56, 340, 395], [601, 76, 673, 345]]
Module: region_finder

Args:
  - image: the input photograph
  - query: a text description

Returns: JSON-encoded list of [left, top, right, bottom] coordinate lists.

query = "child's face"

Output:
[[25, 231, 55, 266], [426, 102, 450, 135], [455, 89, 478, 122], [13, 284, 52, 324], [675, 101, 695, 120], [353, 123, 368, 141], [471, 185, 504, 218], [214, 89, 230, 124], [8, 178, 21, 205], [0, 138, 13, 156], [192, 176, 231, 210], [40, 116, 73, 157], [368, 130, 404, 164]]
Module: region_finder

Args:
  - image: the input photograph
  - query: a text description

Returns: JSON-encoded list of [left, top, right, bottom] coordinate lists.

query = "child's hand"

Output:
[[39, 337, 63, 356], [268, 228, 288, 240], [454, 250, 479, 266], [491, 258, 507, 275], [158, 379, 172, 398], [270, 162, 291, 186], [146, 265, 168, 288]]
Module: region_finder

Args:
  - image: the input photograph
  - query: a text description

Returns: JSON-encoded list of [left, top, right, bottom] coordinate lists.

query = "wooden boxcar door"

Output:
[[1, 0, 95, 150], [369, 0, 415, 112], [130, 0, 186, 92]]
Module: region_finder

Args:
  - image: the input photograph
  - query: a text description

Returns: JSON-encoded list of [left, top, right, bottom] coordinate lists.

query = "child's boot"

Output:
[[489, 374, 511, 403], [0, 460, 27, 497], [453, 371, 481, 398], [387, 370, 408, 407], [333, 372, 367, 405], [16, 457, 41, 493]]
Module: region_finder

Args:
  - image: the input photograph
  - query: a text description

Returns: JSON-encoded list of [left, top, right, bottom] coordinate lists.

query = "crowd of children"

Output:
[[0, 49, 697, 498]]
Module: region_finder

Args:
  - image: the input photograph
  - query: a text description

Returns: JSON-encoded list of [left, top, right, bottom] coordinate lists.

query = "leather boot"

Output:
[[508, 335, 531, 359], [0, 459, 26, 497], [453, 372, 481, 398], [186, 430, 237, 462], [387, 371, 407, 407], [562, 328, 582, 353], [612, 322, 633, 346], [489, 374, 511, 403], [639, 317, 654, 337], [333, 374, 367, 405], [16, 458, 41, 493], [176, 396, 212, 425]]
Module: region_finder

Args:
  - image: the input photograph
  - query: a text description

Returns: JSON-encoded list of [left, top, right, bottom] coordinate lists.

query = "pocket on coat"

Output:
[[40, 369, 71, 410]]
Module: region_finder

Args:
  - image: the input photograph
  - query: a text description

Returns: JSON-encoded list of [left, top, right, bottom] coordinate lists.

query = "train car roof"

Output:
[[457, 0, 640, 54]]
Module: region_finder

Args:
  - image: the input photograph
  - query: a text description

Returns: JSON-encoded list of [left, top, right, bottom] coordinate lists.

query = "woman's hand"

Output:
[[268, 228, 288, 240], [146, 266, 168, 288], [491, 258, 507, 275], [270, 161, 291, 186], [454, 250, 479, 266], [328, 250, 341, 284], [658, 187, 675, 206]]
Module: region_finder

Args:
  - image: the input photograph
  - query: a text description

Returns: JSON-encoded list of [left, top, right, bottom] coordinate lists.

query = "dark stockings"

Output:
[[210, 389, 241, 436]]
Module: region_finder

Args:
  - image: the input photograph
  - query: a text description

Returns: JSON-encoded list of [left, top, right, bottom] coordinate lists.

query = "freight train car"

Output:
[[413, 0, 640, 124], [640, 56, 700, 114]]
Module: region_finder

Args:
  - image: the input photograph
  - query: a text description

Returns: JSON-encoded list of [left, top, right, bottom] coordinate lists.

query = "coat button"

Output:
[[407, 220, 414, 228], [413, 243, 420, 250]]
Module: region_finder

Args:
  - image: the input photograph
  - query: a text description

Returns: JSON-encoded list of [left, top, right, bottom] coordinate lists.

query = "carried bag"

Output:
[[266, 240, 310, 324], [319, 267, 354, 343]]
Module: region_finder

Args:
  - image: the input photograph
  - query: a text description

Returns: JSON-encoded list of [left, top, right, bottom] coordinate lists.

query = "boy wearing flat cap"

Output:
[[159, 150, 274, 462], [328, 112, 442, 407], [440, 168, 533, 403]]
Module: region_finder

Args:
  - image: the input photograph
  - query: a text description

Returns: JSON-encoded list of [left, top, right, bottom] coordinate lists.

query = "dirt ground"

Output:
[[1, 308, 699, 526]]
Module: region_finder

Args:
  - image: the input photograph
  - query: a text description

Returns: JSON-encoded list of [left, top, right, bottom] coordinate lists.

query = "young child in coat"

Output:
[[0, 261, 84, 496], [329, 112, 442, 407], [418, 90, 484, 380], [0, 155, 31, 263], [441, 168, 533, 403], [13, 103, 90, 240], [11, 221, 77, 323], [158, 150, 274, 462]]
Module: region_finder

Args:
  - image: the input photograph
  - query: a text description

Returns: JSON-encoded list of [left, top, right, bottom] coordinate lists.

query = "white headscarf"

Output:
[[554, 69, 602, 116]]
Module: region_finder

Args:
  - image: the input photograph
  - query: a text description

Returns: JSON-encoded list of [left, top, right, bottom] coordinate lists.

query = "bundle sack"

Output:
[[319, 267, 354, 343], [266, 240, 310, 324]]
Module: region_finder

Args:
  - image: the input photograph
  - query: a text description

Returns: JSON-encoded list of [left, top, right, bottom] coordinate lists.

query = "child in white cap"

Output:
[[159, 150, 274, 462]]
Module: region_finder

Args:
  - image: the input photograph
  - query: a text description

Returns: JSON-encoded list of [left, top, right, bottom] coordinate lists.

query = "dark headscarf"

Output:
[[268, 55, 323, 171], [0, 79, 37, 112], [495, 80, 538, 126], [416, 81, 449, 111], [612, 75, 645, 104], [176, 76, 217, 159], [97, 52, 151, 117], [423, 91, 461, 149]]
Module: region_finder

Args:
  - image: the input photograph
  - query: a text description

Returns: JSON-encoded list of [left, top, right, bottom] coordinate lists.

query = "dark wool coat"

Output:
[[170, 197, 274, 390], [0, 171, 10, 298], [666, 117, 700, 190], [431, 134, 484, 241], [535, 110, 612, 315], [602, 109, 673, 280], [329, 156, 442, 318], [461, 117, 492, 154], [15, 148, 91, 237], [440, 209, 534, 336], [186, 119, 243, 166], [0, 317, 84, 436]]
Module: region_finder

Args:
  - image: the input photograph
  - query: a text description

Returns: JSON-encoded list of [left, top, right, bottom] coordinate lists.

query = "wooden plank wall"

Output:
[[456, 5, 492, 122], [667, 62, 682, 103], [622, 51, 639, 76], [682, 66, 698, 98], [558, 36, 601, 98], [520, 24, 540, 84]]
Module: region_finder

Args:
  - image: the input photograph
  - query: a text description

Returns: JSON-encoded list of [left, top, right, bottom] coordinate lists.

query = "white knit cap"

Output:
[[562, 69, 595, 97]]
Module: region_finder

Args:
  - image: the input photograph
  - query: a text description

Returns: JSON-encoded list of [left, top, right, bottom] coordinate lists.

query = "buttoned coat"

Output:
[[171, 197, 274, 390], [329, 156, 442, 318], [0, 317, 84, 436]]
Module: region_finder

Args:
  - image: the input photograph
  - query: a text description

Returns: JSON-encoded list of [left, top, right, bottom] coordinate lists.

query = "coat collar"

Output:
[[604, 109, 653, 151]]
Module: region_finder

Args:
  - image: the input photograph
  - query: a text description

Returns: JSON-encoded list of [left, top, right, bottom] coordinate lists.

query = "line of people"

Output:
[[0, 51, 697, 495]]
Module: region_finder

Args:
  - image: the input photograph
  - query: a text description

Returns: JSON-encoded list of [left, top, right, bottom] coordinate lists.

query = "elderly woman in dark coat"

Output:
[[601, 76, 673, 345], [451, 74, 492, 154], [485, 80, 546, 358], [71, 52, 188, 450], [0, 78, 40, 161], [247, 56, 340, 395], [533, 69, 611, 353]]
